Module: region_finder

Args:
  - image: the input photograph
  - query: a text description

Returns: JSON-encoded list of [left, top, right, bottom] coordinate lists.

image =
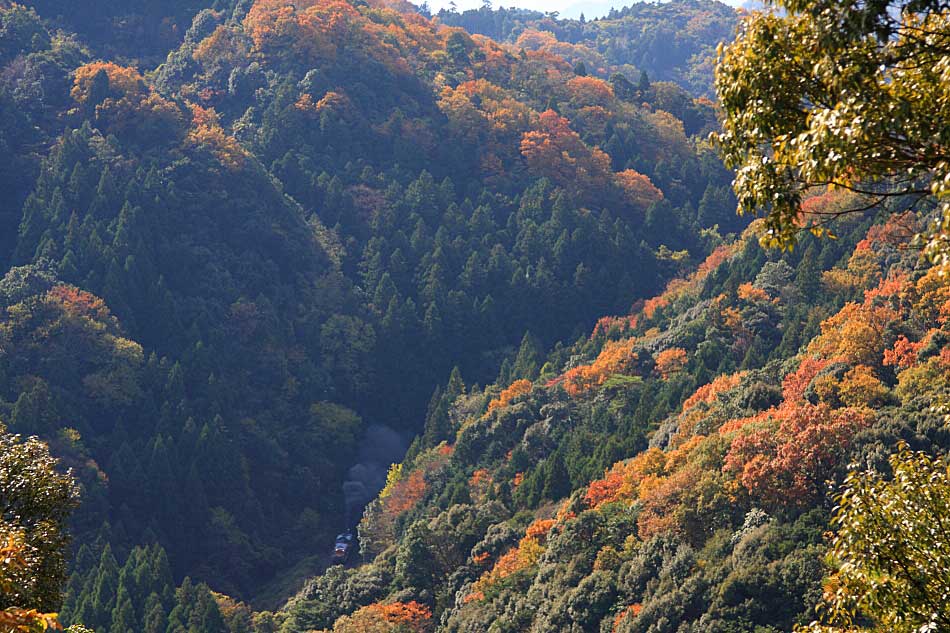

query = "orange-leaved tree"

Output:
[[331, 600, 432, 633], [520, 110, 613, 199]]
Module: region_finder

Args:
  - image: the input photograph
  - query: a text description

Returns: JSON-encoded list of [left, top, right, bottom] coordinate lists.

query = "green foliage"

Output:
[[282, 195, 950, 633], [10, 3, 949, 633], [807, 444, 950, 632], [0, 423, 79, 613], [0, 0, 738, 599], [715, 0, 950, 261]]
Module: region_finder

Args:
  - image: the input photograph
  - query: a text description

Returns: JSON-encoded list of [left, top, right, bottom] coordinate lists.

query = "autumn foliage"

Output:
[[614, 169, 663, 210], [613, 604, 643, 632], [585, 448, 666, 509], [883, 336, 921, 369], [632, 242, 741, 326], [244, 0, 458, 75], [520, 110, 613, 198], [359, 447, 452, 556], [681, 372, 747, 414], [72, 62, 146, 103], [332, 600, 432, 633], [565, 76, 615, 107], [524, 518, 556, 540], [72, 62, 183, 143], [464, 515, 560, 603], [382, 469, 426, 516], [723, 403, 871, 507], [186, 104, 248, 170], [487, 379, 532, 413], [46, 285, 114, 325], [562, 338, 638, 396], [654, 347, 687, 378], [466, 529, 545, 601], [0, 531, 62, 633], [469, 468, 492, 501]]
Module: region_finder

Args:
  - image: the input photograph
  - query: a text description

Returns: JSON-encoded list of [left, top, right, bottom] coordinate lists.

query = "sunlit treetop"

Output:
[[715, 0, 950, 262]]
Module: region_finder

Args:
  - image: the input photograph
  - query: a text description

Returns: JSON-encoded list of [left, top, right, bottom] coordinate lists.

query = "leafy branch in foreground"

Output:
[[715, 0, 950, 261], [804, 443, 950, 633], [0, 425, 80, 632]]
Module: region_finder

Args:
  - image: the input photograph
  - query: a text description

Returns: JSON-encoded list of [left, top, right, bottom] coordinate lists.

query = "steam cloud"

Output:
[[342, 424, 409, 526]]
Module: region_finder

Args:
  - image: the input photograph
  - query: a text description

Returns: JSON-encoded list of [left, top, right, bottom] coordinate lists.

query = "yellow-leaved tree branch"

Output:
[[801, 442, 950, 632], [714, 0, 950, 262], [0, 424, 80, 632]]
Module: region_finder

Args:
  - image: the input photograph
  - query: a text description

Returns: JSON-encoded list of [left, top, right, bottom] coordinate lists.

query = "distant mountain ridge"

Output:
[[435, 0, 739, 96]]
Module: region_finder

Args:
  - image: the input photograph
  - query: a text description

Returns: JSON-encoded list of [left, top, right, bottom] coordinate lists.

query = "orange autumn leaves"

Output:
[[582, 360, 871, 538], [359, 446, 453, 556], [187, 104, 248, 170], [246, 0, 381, 65], [612, 604, 643, 632], [72, 62, 146, 103], [585, 447, 666, 509], [520, 110, 661, 209], [654, 348, 687, 379], [884, 335, 922, 370], [0, 532, 62, 633], [438, 83, 662, 209], [514, 28, 608, 77], [244, 0, 465, 75], [556, 343, 688, 397], [438, 80, 533, 143], [561, 338, 638, 396], [46, 285, 114, 325], [487, 379, 533, 413], [330, 600, 432, 633], [465, 517, 556, 602], [71, 62, 246, 170], [723, 403, 870, 506], [71, 62, 183, 145], [575, 225, 950, 544], [382, 469, 427, 516], [682, 371, 747, 414], [233, 0, 666, 208], [520, 110, 613, 195], [718, 352, 872, 505], [614, 169, 664, 209], [295, 91, 351, 118], [638, 241, 741, 326]]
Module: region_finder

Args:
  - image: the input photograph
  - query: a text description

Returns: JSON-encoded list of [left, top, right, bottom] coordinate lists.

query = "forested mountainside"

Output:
[[435, 0, 738, 97], [276, 199, 950, 633], [0, 0, 740, 608], [6, 0, 950, 631]]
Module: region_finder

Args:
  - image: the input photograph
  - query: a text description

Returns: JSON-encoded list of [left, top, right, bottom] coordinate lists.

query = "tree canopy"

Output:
[[715, 0, 950, 261], [806, 443, 950, 632], [0, 423, 79, 632]]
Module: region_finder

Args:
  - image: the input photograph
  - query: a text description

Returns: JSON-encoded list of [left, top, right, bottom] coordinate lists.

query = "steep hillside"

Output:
[[0, 0, 739, 605], [276, 198, 950, 632], [6, 0, 950, 631]]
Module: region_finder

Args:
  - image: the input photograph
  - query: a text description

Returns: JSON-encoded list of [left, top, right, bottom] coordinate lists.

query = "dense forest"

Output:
[[1, 0, 739, 607], [435, 0, 737, 97], [3, 0, 950, 631]]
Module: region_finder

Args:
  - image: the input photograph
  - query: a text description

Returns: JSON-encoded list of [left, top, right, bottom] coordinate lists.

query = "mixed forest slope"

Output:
[[277, 198, 950, 633], [1, 0, 740, 610], [5, 0, 950, 631]]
